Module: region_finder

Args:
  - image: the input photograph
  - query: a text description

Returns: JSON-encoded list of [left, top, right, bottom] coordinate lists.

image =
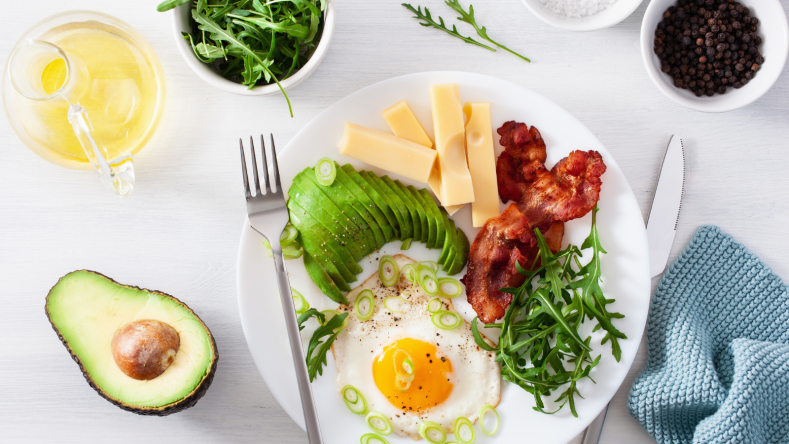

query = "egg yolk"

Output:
[[372, 338, 453, 412]]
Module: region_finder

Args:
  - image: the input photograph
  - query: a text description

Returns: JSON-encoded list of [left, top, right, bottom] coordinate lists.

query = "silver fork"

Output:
[[240, 134, 324, 444]]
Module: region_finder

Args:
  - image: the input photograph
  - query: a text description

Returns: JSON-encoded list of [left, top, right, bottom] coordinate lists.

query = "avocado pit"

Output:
[[112, 319, 180, 380]]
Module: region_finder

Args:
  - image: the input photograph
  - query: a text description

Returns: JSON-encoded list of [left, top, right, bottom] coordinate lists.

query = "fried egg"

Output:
[[332, 255, 500, 440]]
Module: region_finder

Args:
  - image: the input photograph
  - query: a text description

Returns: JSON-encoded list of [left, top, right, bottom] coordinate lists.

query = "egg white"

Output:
[[332, 255, 501, 440]]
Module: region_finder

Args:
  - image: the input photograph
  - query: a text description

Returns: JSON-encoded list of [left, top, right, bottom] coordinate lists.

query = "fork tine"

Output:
[[239, 138, 252, 199], [270, 133, 282, 193], [249, 136, 262, 196], [259, 134, 271, 194]]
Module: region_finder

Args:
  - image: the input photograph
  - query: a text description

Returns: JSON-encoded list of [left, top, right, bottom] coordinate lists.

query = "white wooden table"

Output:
[[2, 0, 788, 442]]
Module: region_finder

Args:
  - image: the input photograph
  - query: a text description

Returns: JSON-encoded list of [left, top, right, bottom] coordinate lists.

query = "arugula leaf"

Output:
[[305, 312, 348, 381], [401, 4, 496, 52], [297, 308, 326, 330], [444, 0, 531, 62], [192, 10, 293, 116], [157, 0, 190, 12]]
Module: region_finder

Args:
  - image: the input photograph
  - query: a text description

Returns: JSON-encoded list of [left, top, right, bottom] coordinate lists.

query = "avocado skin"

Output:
[[45, 270, 218, 416]]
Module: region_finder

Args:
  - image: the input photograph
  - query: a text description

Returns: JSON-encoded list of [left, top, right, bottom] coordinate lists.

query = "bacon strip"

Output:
[[462, 122, 606, 323]]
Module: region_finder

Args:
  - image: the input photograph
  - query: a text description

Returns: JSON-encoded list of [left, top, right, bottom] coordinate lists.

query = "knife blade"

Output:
[[581, 135, 685, 444], [646, 135, 685, 278]]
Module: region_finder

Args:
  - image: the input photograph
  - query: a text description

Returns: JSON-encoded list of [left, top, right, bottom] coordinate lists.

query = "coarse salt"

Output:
[[537, 0, 617, 17]]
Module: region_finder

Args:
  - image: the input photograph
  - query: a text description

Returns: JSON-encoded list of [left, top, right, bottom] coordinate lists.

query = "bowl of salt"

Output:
[[521, 0, 644, 31]]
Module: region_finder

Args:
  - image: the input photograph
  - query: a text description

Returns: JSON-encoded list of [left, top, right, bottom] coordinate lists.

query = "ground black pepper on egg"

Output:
[[654, 0, 764, 97]]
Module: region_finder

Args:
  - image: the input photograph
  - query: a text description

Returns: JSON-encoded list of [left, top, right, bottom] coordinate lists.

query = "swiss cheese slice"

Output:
[[337, 123, 437, 183], [463, 102, 501, 227], [430, 84, 474, 206], [382, 100, 433, 148]]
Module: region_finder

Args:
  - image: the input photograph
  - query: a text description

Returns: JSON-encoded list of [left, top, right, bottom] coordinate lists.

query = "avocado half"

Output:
[[45, 270, 218, 416]]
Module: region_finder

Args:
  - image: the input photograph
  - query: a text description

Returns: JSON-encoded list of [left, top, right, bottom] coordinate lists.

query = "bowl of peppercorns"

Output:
[[641, 0, 788, 112]]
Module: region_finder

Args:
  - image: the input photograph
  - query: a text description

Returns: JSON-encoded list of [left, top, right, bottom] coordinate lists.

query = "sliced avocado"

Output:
[[289, 183, 366, 263], [292, 174, 374, 258], [447, 227, 471, 275], [287, 198, 362, 277], [301, 168, 384, 251], [342, 165, 401, 239], [418, 188, 446, 249], [333, 163, 394, 243], [381, 176, 422, 242], [394, 180, 429, 245], [407, 185, 437, 248], [294, 224, 352, 291], [442, 218, 459, 271], [437, 209, 453, 265], [362, 171, 412, 240], [45, 270, 217, 416], [302, 247, 349, 305]]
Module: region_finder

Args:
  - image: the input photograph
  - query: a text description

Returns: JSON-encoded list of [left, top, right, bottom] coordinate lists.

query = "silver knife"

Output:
[[581, 135, 685, 444]]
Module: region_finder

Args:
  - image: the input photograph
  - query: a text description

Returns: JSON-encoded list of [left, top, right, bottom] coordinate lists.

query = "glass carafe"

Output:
[[2, 11, 166, 197]]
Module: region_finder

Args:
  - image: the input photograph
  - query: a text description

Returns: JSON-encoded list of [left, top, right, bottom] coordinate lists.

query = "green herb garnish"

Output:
[[299, 308, 348, 381], [472, 207, 625, 417], [401, 4, 496, 52], [444, 0, 531, 62], [157, 0, 328, 117]]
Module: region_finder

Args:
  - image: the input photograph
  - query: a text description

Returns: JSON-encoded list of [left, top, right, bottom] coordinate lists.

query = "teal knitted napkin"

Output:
[[628, 226, 789, 444]]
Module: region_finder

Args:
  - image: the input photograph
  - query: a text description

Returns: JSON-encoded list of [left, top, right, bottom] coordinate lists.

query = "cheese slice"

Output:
[[463, 102, 501, 227], [430, 84, 474, 206], [337, 122, 437, 183], [382, 100, 433, 148]]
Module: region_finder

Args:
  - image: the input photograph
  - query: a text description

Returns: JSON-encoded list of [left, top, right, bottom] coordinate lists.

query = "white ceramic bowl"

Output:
[[641, 0, 788, 112], [521, 0, 644, 31], [172, 0, 335, 95]]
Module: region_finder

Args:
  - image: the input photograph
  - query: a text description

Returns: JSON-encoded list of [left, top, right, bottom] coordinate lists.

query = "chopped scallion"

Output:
[[400, 264, 416, 282], [419, 261, 439, 272], [280, 224, 299, 245], [342, 385, 368, 415], [479, 404, 500, 436], [427, 298, 443, 314], [418, 421, 447, 444], [320, 309, 349, 329], [438, 278, 463, 298], [379, 255, 399, 287], [453, 417, 475, 444], [360, 433, 390, 444], [354, 289, 375, 322], [365, 411, 393, 435], [291, 287, 309, 314], [417, 264, 439, 295], [431, 310, 463, 330], [314, 157, 337, 186], [384, 296, 407, 313]]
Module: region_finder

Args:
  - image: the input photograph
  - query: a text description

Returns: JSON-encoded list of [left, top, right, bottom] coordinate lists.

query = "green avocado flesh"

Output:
[[46, 271, 217, 415], [288, 164, 470, 302]]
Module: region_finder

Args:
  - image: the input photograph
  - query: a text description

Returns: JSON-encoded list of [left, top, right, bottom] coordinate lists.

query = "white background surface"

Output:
[[1, 0, 788, 443]]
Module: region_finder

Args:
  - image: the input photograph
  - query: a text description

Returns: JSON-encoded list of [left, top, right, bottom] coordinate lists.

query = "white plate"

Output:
[[236, 71, 650, 444]]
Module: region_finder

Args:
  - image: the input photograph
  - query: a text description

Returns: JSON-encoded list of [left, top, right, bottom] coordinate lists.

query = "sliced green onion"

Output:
[[360, 433, 390, 444], [263, 239, 302, 260], [395, 374, 413, 392], [320, 309, 349, 329], [291, 287, 309, 314], [379, 255, 399, 287], [365, 411, 393, 435], [393, 349, 415, 380], [454, 417, 475, 444], [479, 404, 500, 437], [417, 264, 439, 295], [354, 289, 375, 322], [342, 385, 368, 415], [400, 264, 416, 282], [431, 310, 463, 330], [280, 224, 298, 244], [427, 298, 443, 313], [314, 157, 336, 186], [419, 261, 439, 272], [438, 277, 463, 298], [419, 421, 447, 444], [400, 238, 413, 250], [384, 296, 407, 313]]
